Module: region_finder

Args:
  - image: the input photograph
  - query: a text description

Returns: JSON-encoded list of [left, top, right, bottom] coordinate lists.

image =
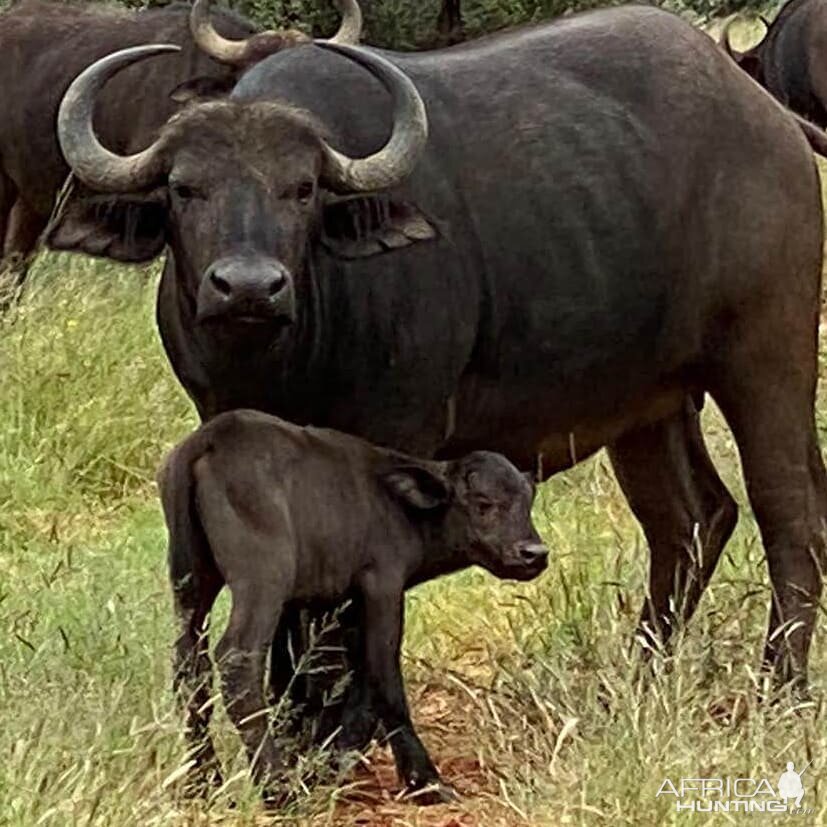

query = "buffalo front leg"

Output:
[[216, 582, 284, 798], [360, 575, 456, 804], [1, 196, 45, 307], [0, 174, 15, 309], [436, 0, 463, 42], [609, 399, 738, 657]]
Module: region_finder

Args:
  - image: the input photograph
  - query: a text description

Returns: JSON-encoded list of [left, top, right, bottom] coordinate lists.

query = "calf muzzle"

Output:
[[197, 255, 296, 325]]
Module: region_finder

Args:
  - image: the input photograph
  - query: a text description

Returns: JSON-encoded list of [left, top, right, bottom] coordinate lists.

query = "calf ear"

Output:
[[382, 464, 450, 510], [321, 194, 437, 260], [169, 76, 237, 104], [45, 191, 167, 263]]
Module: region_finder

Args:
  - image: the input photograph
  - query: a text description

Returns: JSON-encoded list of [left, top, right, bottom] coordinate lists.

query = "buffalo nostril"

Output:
[[268, 275, 286, 297], [210, 273, 232, 297]]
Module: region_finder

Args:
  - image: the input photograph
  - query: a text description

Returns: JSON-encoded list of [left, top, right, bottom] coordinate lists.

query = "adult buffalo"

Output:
[[0, 0, 359, 300], [51, 6, 827, 707], [720, 0, 827, 126]]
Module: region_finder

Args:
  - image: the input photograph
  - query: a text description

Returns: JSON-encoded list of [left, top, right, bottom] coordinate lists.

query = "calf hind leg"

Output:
[[609, 399, 738, 657], [171, 566, 224, 793], [216, 582, 284, 797]]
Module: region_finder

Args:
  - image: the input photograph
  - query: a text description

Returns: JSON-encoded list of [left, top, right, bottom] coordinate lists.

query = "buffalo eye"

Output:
[[473, 496, 495, 517], [295, 180, 315, 204], [171, 181, 201, 201]]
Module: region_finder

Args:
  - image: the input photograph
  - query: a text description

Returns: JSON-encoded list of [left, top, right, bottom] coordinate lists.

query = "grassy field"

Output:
[[2, 228, 827, 827]]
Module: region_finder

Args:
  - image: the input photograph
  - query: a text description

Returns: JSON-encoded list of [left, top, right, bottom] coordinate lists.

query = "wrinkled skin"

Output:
[[158, 409, 546, 800], [52, 3, 827, 760], [0, 0, 254, 296], [722, 0, 827, 127]]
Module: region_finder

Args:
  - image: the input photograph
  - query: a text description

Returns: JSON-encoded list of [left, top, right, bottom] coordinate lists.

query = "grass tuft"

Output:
[[2, 245, 827, 824]]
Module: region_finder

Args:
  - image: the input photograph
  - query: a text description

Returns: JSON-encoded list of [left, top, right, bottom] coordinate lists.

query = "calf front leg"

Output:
[[360, 575, 457, 803], [216, 582, 284, 798]]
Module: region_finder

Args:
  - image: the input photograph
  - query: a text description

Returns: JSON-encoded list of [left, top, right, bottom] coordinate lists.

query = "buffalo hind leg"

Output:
[[609, 399, 738, 658], [217, 582, 284, 801], [710, 330, 827, 693]]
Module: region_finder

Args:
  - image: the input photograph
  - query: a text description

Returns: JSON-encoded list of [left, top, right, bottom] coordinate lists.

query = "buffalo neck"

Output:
[[405, 520, 470, 588], [159, 243, 476, 456]]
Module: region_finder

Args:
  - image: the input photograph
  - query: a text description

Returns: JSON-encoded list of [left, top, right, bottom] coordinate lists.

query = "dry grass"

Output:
[[3, 212, 827, 825]]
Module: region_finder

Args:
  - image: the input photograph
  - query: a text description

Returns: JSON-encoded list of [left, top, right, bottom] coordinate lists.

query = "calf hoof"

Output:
[[404, 781, 460, 806]]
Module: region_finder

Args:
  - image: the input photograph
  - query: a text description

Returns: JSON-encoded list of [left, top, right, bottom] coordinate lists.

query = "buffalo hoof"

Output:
[[404, 781, 460, 806], [182, 761, 224, 799], [262, 785, 294, 810]]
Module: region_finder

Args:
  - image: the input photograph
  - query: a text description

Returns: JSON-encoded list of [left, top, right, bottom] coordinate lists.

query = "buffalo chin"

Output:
[[196, 309, 295, 328]]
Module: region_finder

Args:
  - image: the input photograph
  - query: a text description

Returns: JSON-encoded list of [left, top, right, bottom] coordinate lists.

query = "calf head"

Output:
[[383, 451, 549, 581], [50, 42, 435, 336]]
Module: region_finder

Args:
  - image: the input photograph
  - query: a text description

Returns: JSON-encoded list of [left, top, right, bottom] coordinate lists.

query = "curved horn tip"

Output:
[[329, 0, 363, 45], [312, 40, 416, 97], [58, 44, 179, 192], [190, 0, 251, 65], [719, 18, 742, 57], [311, 42, 428, 193]]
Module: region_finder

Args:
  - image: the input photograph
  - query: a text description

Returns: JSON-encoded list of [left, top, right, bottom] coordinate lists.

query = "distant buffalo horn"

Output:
[[719, 17, 743, 61], [58, 44, 175, 192], [191, 0, 362, 66], [314, 42, 428, 193]]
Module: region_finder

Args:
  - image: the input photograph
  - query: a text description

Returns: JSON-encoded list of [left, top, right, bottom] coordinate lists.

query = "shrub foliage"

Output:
[[108, 0, 773, 48]]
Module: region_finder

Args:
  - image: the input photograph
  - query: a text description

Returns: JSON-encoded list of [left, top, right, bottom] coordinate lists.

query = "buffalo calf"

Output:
[[158, 409, 548, 802]]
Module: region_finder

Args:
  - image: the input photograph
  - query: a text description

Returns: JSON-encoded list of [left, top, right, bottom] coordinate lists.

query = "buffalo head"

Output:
[[51, 42, 433, 330]]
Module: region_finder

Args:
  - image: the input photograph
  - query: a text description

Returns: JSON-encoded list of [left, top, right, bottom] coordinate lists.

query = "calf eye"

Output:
[[474, 497, 495, 516]]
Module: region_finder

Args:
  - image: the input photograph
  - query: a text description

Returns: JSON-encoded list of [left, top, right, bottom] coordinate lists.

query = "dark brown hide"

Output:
[[159, 409, 546, 800]]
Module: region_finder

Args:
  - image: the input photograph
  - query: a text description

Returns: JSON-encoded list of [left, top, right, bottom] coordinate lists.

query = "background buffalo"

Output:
[[720, 0, 827, 126]]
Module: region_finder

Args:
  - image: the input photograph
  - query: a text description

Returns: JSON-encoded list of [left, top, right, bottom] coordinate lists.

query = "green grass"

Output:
[[2, 243, 827, 826]]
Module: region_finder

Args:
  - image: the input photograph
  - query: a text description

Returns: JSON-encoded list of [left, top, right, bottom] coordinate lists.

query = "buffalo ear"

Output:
[[321, 194, 438, 260], [45, 190, 167, 263], [382, 464, 451, 510], [169, 76, 237, 104]]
